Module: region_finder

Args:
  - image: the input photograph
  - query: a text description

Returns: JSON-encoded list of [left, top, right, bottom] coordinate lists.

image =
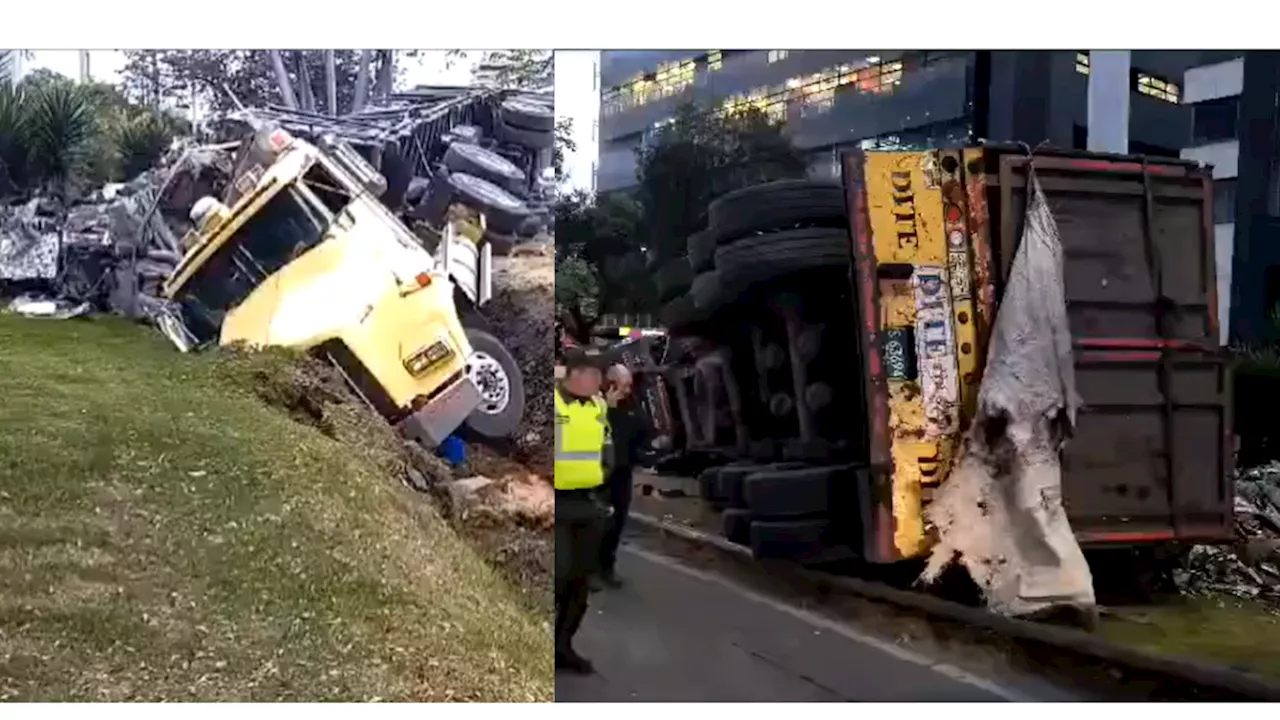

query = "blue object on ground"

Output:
[[438, 434, 467, 467]]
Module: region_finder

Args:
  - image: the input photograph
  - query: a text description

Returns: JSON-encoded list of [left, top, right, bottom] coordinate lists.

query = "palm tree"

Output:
[[0, 73, 96, 197]]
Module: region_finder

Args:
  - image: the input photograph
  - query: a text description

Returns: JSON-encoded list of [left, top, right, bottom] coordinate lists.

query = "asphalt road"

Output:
[[556, 543, 1075, 702]]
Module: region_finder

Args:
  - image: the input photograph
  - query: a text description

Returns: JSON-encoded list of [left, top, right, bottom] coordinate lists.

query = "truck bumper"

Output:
[[399, 375, 482, 448]]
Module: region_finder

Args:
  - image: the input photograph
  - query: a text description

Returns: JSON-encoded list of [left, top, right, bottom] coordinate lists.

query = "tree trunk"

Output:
[[295, 51, 317, 113], [374, 50, 395, 103], [352, 50, 373, 113], [268, 50, 298, 110], [324, 50, 338, 116]]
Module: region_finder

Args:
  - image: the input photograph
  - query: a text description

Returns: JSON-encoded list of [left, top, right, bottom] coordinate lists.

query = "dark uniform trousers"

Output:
[[598, 466, 633, 576], [554, 487, 609, 652]]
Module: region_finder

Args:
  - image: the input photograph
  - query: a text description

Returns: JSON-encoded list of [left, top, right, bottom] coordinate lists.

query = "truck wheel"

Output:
[[655, 258, 695, 302], [715, 228, 850, 290], [698, 466, 723, 506], [445, 172, 530, 235], [745, 464, 861, 517], [443, 143, 527, 196], [690, 270, 722, 310], [501, 98, 555, 132], [687, 230, 715, 272], [722, 509, 753, 546], [462, 328, 526, 439], [719, 462, 806, 510], [497, 117, 554, 150], [708, 179, 846, 245], [750, 519, 834, 560]]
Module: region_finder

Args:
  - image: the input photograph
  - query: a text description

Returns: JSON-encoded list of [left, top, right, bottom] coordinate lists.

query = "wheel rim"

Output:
[[467, 351, 511, 415]]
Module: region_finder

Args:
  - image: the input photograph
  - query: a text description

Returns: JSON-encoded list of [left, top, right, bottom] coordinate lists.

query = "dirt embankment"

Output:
[[487, 254, 555, 475], [0, 317, 551, 702]]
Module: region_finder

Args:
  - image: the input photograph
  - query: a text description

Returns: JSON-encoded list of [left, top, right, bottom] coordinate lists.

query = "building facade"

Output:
[[596, 50, 1204, 194], [1181, 51, 1280, 344], [0, 50, 25, 85]]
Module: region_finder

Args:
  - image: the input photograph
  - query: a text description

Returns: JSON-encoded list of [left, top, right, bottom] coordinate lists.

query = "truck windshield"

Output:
[[175, 185, 328, 344]]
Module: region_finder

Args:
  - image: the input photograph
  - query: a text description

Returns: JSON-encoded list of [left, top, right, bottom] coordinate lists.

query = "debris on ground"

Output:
[[1175, 462, 1280, 607]]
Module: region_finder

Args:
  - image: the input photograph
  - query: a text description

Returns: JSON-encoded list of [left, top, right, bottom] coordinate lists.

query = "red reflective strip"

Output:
[[1075, 337, 1207, 351], [1079, 351, 1162, 363], [1063, 159, 1180, 176]]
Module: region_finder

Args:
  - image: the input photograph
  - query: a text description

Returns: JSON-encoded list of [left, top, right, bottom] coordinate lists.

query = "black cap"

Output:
[[562, 346, 606, 370]]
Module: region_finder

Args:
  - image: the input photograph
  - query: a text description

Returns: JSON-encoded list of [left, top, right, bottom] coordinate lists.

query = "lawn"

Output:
[[0, 316, 552, 701], [1099, 595, 1280, 681]]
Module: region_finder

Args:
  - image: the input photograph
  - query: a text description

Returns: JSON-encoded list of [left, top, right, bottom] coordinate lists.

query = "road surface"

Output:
[[556, 542, 1077, 702]]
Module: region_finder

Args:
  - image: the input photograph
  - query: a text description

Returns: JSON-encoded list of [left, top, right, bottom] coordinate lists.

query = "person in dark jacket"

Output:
[[596, 364, 646, 588]]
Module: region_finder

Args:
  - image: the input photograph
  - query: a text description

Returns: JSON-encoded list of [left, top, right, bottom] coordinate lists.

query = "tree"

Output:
[[554, 117, 575, 182], [0, 72, 95, 196], [555, 255, 601, 342], [555, 189, 652, 314], [473, 50, 552, 91], [635, 103, 807, 264], [120, 50, 390, 118]]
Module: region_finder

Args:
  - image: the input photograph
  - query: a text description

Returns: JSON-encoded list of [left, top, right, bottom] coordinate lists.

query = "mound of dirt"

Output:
[[487, 255, 554, 474], [213, 345, 552, 613]]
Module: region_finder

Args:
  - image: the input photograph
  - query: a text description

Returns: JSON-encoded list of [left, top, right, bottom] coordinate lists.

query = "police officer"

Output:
[[554, 348, 611, 675], [595, 364, 643, 589]]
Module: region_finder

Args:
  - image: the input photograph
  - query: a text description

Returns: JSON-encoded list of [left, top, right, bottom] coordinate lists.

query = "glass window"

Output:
[[1133, 71, 1179, 104], [1213, 178, 1237, 225], [1076, 52, 1090, 75], [175, 186, 328, 343], [302, 163, 351, 215], [1192, 96, 1240, 145]]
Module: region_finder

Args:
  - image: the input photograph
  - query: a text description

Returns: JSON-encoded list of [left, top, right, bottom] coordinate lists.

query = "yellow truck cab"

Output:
[[161, 127, 523, 447]]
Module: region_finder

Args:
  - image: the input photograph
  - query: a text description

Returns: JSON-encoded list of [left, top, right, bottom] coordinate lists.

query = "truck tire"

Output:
[[744, 464, 858, 517], [461, 328, 526, 439], [718, 462, 806, 510], [659, 295, 696, 330], [698, 466, 722, 505], [444, 173, 530, 235], [501, 98, 555, 133], [655, 258, 694, 302], [497, 117, 554, 150], [690, 271, 722, 310], [708, 179, 846, 245], [750, 519, 833, 560], [443, 143, 527, 196], [715, 228, 850, 289], [722, 509, 753, 546], [687, 231, 715, 272]]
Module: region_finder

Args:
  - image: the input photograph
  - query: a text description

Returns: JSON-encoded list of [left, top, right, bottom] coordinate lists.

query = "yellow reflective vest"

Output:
[[554, 389, 610, 490]]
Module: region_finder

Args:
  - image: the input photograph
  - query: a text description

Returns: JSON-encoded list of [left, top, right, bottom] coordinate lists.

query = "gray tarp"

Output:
[[922, 169, 1096, 617]]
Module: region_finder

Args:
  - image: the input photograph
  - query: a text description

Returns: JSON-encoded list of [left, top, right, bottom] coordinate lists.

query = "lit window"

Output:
[[708, 50, 723, 72], [1136, 72, 1179, 104], [768, 50, 790, 64], [1076, 52, 1090, 76]]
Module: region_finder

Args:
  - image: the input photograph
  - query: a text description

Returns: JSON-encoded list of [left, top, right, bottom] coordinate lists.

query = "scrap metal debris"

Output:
[[1176, 463, 1280, 606]]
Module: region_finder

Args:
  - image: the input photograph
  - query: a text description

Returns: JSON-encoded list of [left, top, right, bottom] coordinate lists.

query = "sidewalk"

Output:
[[555, 544, 1037, 702]]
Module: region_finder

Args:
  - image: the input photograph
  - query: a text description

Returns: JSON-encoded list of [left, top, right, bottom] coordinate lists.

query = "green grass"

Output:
[[1100, 595, 1280, 680], [0, 316, 551, 701]]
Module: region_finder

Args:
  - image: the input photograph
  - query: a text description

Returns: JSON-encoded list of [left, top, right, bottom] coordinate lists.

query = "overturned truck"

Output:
[[140, 88, 553, 447], [650, 146, 1234, 612]]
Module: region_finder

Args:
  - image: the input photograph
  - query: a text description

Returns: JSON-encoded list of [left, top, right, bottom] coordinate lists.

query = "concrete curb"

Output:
[[629, 511, 1280, 701]]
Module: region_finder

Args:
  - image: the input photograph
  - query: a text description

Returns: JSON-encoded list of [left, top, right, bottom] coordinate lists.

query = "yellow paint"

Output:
[[864, 152, 948, 266], [866, 150, 978, 560], [166, 134, 473, 417]]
